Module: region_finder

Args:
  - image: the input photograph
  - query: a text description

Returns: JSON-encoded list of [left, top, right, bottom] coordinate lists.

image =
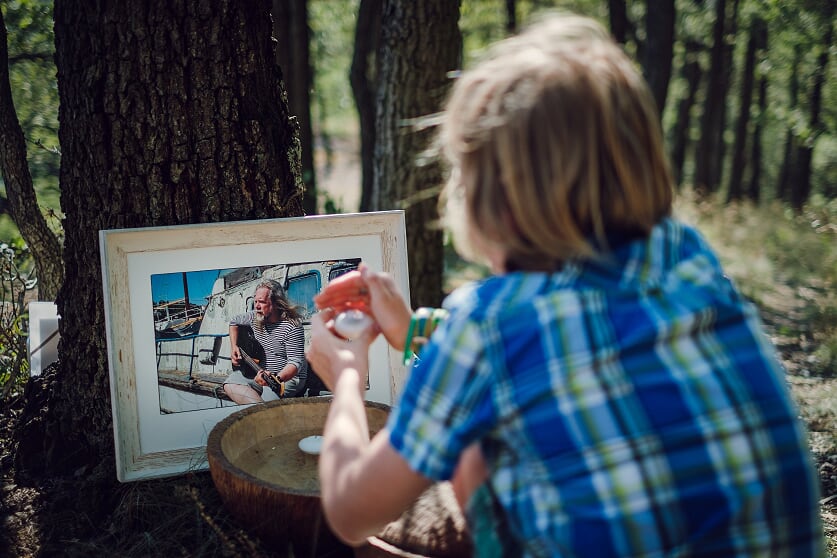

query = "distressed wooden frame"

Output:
[[100, 211, 409, 482]]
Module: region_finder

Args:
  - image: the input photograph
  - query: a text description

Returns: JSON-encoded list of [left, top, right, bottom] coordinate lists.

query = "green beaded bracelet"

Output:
[[402, 307, 449, 364]]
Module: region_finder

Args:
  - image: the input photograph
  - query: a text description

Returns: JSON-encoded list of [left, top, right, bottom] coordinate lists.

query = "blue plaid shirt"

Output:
[[388, 219, 825, 557]]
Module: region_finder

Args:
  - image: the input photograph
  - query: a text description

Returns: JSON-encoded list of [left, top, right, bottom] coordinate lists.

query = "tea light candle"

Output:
[[333, 309, 374, 340], [298, 435, 324, 455]]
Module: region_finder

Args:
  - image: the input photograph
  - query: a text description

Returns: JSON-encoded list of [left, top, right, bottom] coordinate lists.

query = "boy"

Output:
[[307, 13, 825, 557]]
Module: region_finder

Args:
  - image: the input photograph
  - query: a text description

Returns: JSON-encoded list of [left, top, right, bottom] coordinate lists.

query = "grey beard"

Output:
[[253, 312, 265, 332]]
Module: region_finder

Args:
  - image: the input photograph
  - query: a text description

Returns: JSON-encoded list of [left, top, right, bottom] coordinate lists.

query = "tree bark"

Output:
[[790, 1, 834, 211], [608, 0, 629, 44], [693, 0, 736, 197], [372, 0, 461, 308], [351, 0, 383, 213], [16, 0, 303, 488], [506, 0, 517, 34], [727, 17, 765, 203], [273, 0, 317, 214], [714, 0, 741, 193], [776, 44, 802, 202], [670, 40, 704, 186], [642, 0, 675, 115], [0, 10, 63, 301], [746, 72, 767, 203]]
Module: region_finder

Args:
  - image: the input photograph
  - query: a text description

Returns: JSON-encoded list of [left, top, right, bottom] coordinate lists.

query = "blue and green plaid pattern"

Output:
[[388, 219, 825, 557]]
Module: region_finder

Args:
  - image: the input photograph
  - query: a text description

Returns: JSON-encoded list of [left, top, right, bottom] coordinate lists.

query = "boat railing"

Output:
[[153, 298, 205, 330], [156, 333, 228, 379]]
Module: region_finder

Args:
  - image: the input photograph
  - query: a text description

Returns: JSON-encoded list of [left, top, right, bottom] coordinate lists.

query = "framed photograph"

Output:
[[100, 211, 409, 482]]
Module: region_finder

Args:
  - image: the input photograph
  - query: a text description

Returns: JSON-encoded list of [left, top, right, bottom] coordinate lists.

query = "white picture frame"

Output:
[[100, 211, 410, 482]]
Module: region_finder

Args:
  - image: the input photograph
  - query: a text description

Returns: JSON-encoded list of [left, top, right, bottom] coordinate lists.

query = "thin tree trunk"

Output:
[[351, 0, 383, 213], [642, 0, 675, 115], [608, 0, 629, 44], [790, 1, 833, 211], [670, 40, 703, 186], [274, 0, 316, 214], [693, 0, 728, 196], [746, 73, 767, 203], [373, 0, 461, 308], [713, 0, 740, 194], [777, 44, 802, 202], [0, 11, 63, 301], [727, 17, 765, 203], [506, 0, 517, 34]]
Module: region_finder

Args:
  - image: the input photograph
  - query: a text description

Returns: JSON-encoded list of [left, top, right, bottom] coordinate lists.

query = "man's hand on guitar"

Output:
[[258, 370, 285, 398], [254, 369, 267, 386], [230, 345, 242, 367]]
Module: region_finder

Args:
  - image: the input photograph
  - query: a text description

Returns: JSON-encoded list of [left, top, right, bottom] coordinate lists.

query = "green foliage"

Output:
[[0, 239, 35, 400], [307, 0, 610, 140], [663, 0, 836, 202], [460, 0, 606, 66], [309, 0, 360, 138], [1, 0, 61, 240], [317, 189, 346, 215]]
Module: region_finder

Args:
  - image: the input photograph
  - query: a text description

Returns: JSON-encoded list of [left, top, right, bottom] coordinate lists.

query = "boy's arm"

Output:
[[319, 367, 431, 545]]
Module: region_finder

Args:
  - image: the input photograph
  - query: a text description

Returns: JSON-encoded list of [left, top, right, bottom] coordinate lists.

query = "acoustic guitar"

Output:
[[238, 346, 285, 398], [233, 325, 284, 397]]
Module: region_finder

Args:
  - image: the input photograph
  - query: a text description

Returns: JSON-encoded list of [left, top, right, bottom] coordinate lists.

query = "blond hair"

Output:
[[440, 13, 673, 270]]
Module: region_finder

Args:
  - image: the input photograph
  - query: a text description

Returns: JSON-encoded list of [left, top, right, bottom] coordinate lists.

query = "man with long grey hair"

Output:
[[224, 279, 306, 404]]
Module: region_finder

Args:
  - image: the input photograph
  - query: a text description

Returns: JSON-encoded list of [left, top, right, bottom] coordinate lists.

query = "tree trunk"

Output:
[[506, 0, 517, 34], [372, 0, 461, 308], [273, 0, 317, 214], [693, 0, 731, 196], [642, 0, 675, 116], [608, 0, 629, 44], [16, 0, 303, 490], [746, 72, 767, 203], [0, 11, 63, 301], [670, 40, 704, 186], [714, 0, 740, 193], [777, 44, 802, 202], [790, 1, 834, 211], [727, 17, 765, 203], [351, 0, 383, 213], [778, 133, 797, 203]]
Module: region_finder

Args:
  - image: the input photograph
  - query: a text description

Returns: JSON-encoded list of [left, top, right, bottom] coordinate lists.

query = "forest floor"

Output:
[[1, 147, 835, 556]]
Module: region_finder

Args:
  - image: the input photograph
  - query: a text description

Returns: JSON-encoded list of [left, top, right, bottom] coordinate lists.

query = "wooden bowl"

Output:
[[207, 397, 391, 557]]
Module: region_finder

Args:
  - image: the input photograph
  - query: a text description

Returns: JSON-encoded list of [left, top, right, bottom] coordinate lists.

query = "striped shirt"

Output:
[[388, 219, 825, 557], [230, 311, 306, 381]]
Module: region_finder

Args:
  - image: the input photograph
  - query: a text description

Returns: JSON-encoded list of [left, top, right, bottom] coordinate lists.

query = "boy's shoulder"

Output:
[[442, 218, 726, 317], [443, 272, 552, 321]]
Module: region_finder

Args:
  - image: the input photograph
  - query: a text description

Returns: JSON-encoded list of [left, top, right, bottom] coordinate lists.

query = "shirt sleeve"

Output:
[[387, 312, 498, 481], [284, 323, 306, 369], [230, 312, 252, 327]]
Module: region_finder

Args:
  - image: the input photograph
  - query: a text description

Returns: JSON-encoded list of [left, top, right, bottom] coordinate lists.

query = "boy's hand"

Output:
[[306, 308, 379, 393], [314, 270, 370, 312], [315, 265, 412, 350]]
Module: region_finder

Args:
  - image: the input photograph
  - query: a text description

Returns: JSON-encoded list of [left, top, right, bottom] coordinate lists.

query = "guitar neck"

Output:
[[238, 347, 261, 373]]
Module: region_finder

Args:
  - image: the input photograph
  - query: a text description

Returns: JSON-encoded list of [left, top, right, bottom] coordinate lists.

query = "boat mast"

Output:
[[182, 272, 190, 306]]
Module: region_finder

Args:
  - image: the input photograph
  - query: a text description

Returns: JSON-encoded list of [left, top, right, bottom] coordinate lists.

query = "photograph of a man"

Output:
[[223, 279, 307, 404]]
